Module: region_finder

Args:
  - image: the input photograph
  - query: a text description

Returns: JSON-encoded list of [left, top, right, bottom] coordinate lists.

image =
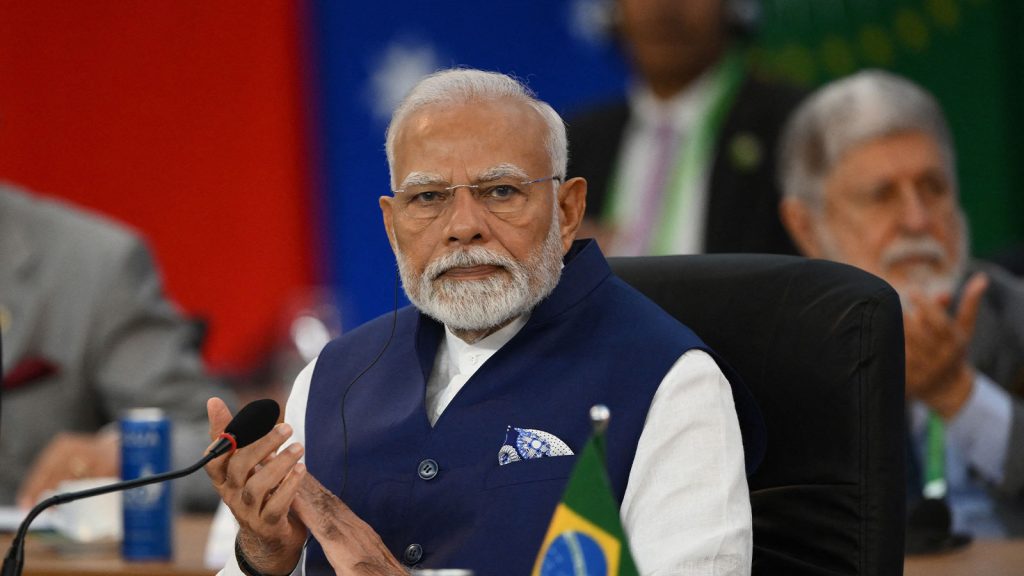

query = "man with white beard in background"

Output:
[[778, 70, 1024, 538], [203, 68, 763, 575]]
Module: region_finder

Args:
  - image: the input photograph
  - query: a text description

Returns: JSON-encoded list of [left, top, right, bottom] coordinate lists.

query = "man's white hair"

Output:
[[384, 68, 568, 189], [778, 69, 957, 207]]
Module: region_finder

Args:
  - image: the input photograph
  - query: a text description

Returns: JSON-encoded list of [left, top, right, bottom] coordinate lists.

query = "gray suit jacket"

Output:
[[966, 261, 1024, 531], [0, 183, 229, 510]]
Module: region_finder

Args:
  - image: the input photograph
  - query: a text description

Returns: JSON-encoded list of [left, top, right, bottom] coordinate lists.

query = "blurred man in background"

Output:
[[567, 0, 801, 256], [0, 182, 232, 511], [778, 70, 1024, 537]]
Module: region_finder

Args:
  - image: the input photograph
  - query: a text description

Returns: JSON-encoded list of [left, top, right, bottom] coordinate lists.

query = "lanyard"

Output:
[[605, 49, 745, 254], [923, 411, 947, 498]]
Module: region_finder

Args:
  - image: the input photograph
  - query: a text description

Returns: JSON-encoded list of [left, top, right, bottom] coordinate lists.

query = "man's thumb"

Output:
[[956, 272, 989, 338], [207, 397, 233, 440]]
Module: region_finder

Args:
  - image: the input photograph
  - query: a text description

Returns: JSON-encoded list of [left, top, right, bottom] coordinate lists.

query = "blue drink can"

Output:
[[120, 408, 172, 561]]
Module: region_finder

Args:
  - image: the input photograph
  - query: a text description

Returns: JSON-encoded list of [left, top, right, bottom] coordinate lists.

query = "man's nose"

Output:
[[897, 184, 931, 233], [442, 189, 489, 244]]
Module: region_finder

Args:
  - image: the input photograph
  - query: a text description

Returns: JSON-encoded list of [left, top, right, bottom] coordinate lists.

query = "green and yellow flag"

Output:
[[531, 421, 639, 576]]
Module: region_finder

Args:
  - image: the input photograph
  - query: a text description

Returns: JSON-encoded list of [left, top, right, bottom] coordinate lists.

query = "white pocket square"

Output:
[[498, 426, 574, 465]]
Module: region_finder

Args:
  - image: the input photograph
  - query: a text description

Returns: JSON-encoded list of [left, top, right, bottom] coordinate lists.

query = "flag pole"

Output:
[[589, 404, 610, 434]]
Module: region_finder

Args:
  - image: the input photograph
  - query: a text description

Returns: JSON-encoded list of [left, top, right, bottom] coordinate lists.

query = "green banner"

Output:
[[751, 0, 1024, 257]]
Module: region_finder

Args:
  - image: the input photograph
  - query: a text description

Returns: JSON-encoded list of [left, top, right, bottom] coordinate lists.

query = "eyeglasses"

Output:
[[392, 175, 561, 220]]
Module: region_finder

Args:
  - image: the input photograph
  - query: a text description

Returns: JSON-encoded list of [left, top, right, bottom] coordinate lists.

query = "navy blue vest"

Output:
[[304, 240, 760, 575]]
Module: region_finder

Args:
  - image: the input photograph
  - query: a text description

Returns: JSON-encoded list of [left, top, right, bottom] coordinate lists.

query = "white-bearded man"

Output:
[[779, 70, 1024, 537], [203, 68, 763, 575]]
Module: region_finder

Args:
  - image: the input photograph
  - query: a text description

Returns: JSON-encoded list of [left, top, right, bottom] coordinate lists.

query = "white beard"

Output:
[[813, 213, 968, 310], [395, 207, 564, 332], [880, 236, 960, 301]]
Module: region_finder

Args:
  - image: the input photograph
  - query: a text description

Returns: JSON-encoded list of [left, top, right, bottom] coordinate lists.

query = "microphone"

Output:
[[905, 497, 972, 555], [209, 398, 282, 457], [1, 398, 280, 576]]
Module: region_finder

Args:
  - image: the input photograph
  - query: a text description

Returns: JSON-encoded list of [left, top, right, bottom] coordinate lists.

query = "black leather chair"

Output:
[[610, 254, 906, 575]]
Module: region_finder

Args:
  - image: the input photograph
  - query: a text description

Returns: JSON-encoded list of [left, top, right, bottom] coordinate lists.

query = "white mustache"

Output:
[[425, 247, 514, 280], [880, 236, 947, 268]]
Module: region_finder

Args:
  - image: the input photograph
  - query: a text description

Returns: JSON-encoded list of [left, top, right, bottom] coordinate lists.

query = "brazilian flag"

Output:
[[531, 432, 639, 576]]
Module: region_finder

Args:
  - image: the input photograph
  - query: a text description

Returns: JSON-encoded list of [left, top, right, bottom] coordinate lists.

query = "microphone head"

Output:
[[224, 399, 281, 449]]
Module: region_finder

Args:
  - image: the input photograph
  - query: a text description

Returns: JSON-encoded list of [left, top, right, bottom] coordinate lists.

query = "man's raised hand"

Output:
[[292, 474, 408, 575], [204, 397, 307, 575]]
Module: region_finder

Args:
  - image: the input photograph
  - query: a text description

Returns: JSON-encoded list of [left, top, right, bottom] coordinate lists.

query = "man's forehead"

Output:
[[830, 134, 947, 184], [391, 97, 550, 185]]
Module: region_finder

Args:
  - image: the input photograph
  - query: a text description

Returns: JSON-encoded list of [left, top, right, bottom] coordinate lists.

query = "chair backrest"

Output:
[[610, 254, 906, 576]]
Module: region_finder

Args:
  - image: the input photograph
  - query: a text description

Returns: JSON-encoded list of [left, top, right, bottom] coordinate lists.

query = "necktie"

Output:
[[626, 117, 678, 255]]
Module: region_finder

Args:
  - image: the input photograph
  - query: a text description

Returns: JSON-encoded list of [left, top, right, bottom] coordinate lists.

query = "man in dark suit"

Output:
[[567, 0, 802, 256]]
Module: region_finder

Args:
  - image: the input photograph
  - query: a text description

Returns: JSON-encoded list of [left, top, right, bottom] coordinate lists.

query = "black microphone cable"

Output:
[[337, 268, 400, 498], [1, 452, 220, 576], [0, 398, 280, 576]]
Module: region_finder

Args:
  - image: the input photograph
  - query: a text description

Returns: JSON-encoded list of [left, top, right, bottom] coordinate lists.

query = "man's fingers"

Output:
[[16, 434, 95, 509], [17, 445, 61, 509], [292, 473, 366, 537], [955, 272, 988, 339], [905, 309, 944, 353], [261, 462, 307, 525], [296, 472, 341, 508], [291, 474, 405, 573], [223, 423, 293, 489], [905, 293, 934, 335], [207, 397, 233, 441], [293, 474, 334, 525], [910, 295, 952, 336], [244, 444, 304, 508], [203, 397, 236, 485]]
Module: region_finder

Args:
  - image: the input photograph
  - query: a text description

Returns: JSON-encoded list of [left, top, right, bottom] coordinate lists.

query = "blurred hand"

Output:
[[292, 474, 406, 575], [16, 430, 119, 509], [904, 272, 988, 418], [204, 397, 307, 575]]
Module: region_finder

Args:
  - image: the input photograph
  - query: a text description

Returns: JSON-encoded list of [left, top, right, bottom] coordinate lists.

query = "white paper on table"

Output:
[[0, 506, 56, 533]]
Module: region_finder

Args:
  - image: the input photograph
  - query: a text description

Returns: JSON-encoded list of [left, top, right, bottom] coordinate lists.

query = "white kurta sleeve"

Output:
[[216, 359, 316, 576], [620, 349, 752, 576]]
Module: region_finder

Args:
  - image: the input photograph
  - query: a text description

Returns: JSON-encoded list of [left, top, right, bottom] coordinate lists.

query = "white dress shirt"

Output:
[[911, 372, 1013, 537], [608, 66, 721, 257], [220, 317, 751, 576]]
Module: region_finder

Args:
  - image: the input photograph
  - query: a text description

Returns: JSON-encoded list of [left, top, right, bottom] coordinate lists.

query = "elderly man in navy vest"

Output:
[[204, 68, 760, 575]]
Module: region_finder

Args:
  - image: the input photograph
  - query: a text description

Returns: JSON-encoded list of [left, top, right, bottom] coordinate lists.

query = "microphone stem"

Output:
[[2, 451, 217, 576]]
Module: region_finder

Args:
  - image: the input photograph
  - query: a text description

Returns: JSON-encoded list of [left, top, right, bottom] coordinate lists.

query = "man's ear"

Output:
[[379, 196, 398, 252], [779, 197, 823, 257], [557, 177, 587, 253]]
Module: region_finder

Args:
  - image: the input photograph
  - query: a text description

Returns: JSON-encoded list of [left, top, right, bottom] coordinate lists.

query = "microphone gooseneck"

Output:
[[1, 398, 281, 576]]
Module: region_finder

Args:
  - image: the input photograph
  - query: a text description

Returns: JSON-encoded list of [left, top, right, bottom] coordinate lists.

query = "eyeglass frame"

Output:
[[390, 175, 563, 219]]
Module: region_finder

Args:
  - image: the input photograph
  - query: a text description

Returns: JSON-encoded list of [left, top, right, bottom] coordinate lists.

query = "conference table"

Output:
[[2, 515, 215, 576], [905, 537, 1024, 573], [904, 538, 1024, 576], [7, 514, 1024, 575]]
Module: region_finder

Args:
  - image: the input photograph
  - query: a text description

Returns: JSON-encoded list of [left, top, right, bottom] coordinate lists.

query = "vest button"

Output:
[[403, 543, 423, 565], [418, 458, 439, 480]]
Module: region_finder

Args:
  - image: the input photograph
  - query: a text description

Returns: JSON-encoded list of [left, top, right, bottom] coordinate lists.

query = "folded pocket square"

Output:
[[498, 426, 574, 466], [3, 357, 60, 390]]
